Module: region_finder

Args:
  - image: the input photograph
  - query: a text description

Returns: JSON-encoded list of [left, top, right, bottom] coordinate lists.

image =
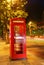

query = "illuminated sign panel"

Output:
[[13, 21, 24, 23]]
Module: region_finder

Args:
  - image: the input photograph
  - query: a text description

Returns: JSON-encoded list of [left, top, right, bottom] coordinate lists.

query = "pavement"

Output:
[[0, 38, 44, 65], [0, 49, 44, 65]]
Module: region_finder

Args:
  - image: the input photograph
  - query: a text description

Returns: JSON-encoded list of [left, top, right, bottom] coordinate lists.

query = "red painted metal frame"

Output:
[[10, 18, 26, 60]]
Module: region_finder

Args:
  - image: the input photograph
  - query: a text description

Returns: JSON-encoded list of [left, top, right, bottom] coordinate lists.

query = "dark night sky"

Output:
[[26, 0, 44, 22]]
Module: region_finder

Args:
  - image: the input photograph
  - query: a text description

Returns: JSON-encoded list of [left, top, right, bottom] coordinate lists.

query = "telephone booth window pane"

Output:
[[14, 26, 24, 54], [14, 26, 20, 36]]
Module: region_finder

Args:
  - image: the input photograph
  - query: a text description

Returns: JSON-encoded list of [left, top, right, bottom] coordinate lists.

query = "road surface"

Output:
[[0, 38, 44, 65]]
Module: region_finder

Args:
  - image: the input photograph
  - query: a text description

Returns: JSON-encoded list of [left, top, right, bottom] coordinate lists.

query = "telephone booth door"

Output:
[[10, 18, 26, 60]]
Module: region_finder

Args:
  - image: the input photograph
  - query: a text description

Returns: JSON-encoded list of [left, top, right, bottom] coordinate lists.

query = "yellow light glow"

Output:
[[7, 0, 11, 3], [28, 21, 32, 26]]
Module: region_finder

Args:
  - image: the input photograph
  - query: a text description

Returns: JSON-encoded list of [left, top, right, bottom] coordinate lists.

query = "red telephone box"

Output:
[[10, 18, 26, 60]]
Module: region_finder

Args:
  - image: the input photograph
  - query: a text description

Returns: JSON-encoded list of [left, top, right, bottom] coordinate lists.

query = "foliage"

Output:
[[0, 22, 3, 37], [0, 0, 28, 38], [28, 21, 37, 36]]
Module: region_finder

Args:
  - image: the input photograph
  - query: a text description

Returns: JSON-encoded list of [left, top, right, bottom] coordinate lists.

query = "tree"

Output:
[[0, 0, 28, 43], [28, 21, 37, 36]]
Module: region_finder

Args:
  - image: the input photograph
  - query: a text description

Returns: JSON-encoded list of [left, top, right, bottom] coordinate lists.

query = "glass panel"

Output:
[[14, 25, 23, 54], [14, 26, 20, 36]]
